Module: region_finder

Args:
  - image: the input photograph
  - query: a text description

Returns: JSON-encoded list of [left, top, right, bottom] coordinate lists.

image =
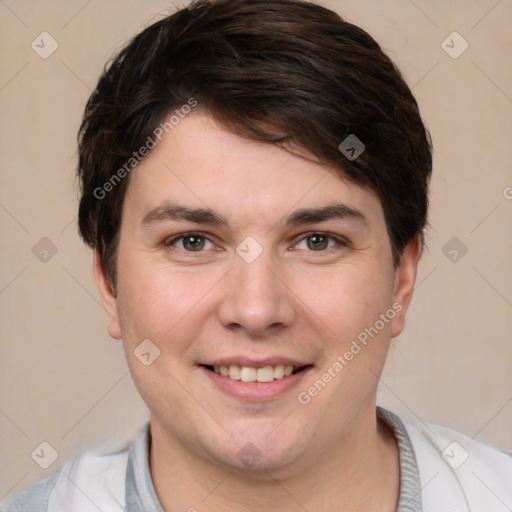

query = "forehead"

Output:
[[123, 112, 384, 229]]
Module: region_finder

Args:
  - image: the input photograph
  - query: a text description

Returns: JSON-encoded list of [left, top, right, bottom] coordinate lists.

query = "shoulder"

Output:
[[398, 410, 512, 512], [2, 472, 59, 512], [2, 444, 130, 512]]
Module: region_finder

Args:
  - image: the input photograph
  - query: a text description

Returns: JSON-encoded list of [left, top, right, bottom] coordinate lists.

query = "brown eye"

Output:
[[182, 235, 206, 251], [293, 232, 345, 252], [306, 234, 329, 250], [165, 233, 213, 252]]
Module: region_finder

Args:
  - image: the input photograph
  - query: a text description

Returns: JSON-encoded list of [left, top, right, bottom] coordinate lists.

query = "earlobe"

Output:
[[93, 250, 122, 340], [389, 236, 422, 338]]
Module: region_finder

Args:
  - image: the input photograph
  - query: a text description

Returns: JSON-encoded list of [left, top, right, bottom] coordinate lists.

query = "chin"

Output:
[[204, 425, 310, 476], [213, 446, 303, 476]]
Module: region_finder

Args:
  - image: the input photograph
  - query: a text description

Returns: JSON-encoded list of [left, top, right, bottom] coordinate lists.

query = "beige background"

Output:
[[1, 0, 511, 503]]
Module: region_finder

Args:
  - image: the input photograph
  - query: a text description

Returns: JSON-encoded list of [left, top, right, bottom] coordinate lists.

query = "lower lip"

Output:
[[200, 366, 312, 401]]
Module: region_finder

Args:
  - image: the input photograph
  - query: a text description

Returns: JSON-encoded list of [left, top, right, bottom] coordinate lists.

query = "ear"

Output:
[[93, 250, 122, 340], [389, 236, 422, 338]]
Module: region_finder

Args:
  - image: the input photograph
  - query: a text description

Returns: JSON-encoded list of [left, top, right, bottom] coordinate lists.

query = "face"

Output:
[[95, 112, 419, 476]]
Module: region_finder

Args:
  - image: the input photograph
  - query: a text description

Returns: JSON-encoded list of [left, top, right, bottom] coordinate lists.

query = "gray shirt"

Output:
[[3, 407, 422, 511]]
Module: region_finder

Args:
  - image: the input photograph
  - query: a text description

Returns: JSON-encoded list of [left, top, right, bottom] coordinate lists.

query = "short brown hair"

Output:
[[77, 0, 432, 284]]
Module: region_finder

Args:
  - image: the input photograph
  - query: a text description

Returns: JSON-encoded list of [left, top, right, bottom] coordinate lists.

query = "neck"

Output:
[[149, 407, 399, 512]]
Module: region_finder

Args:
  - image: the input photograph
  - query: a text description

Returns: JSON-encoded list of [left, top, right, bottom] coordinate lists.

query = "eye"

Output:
[[165, 233, 214, 252], [294, 233, 344, 251]]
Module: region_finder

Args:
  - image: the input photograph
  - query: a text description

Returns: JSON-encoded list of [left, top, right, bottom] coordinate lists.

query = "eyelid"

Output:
[[163, 231, 216, 249], [292, 231, 349, 250], [163, 230, 349, 251]]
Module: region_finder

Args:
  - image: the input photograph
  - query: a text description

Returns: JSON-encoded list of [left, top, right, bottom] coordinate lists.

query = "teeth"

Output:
[[212, 364, 301, 382], [228, 365, 241, 380], [256, 366, 275, 383], [274, 365, 285, 379], [240, 367, 257, 382]]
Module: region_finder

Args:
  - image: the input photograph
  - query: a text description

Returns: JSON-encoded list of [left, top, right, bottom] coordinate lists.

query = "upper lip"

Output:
[[201, 357, 311, 368]]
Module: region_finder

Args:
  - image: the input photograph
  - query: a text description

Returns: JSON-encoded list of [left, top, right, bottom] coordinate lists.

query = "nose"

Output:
[[216, 249, 296, 337]]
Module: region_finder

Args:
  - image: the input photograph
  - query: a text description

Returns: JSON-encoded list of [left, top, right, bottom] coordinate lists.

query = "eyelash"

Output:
[[293, 232, 348, 252], [163, 231, 348, 252]]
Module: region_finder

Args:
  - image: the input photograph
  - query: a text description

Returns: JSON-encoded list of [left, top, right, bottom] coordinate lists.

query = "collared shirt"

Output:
[[124, 407, 422, 511], [4, 407, 511, 511]]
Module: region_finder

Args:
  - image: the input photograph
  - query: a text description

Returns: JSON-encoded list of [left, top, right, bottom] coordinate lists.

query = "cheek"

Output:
[[298, 269, 395, 412], [299, 264, 393, 342], [114, 261, 205, 409], [115, 256, 220, 352]]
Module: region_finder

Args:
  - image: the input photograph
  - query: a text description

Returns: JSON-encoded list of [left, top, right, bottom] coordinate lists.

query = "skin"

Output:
[[95, 111, 421, 511]]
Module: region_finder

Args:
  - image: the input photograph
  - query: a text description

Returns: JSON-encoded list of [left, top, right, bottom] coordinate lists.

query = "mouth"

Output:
[[201, 364, 309, 383], [199, 356, 313, 400]]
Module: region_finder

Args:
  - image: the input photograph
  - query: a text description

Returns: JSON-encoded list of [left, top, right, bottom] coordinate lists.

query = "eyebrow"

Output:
[[141, 202, 367, 228], [142, 204, 229, 227], [285, 202, 367, 226]]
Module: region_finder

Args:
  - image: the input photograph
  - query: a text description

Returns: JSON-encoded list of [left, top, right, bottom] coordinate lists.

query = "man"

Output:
[[5, 0, 511, 510]]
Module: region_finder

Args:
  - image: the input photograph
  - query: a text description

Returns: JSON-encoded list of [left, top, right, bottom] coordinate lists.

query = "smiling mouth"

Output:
[[202, 364, 310, 383]]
